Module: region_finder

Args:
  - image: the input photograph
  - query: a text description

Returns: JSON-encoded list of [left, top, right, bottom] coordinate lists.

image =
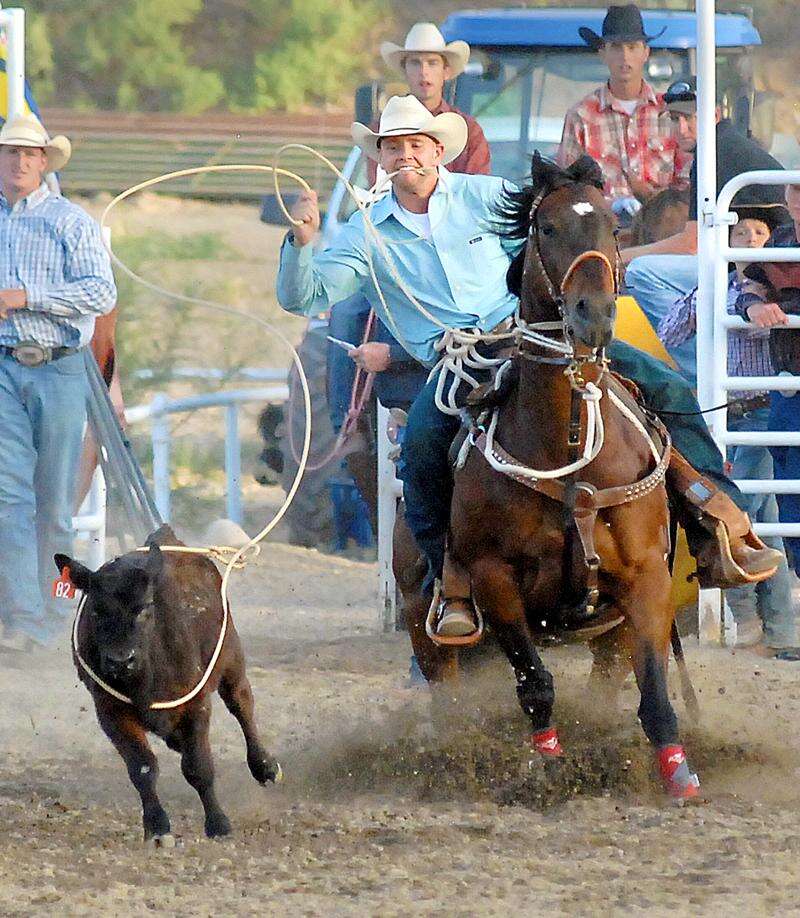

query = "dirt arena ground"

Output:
[[2, 543, 800, 916]]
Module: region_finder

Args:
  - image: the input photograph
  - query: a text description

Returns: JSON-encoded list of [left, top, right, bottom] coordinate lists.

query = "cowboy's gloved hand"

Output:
[[0, 288, 27, 318], [291, 190, 320, 247], [348, 342, 392, 372]]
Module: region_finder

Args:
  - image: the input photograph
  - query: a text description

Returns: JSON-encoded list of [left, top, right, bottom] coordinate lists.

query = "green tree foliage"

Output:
[[186, 0, 384, 112], [22, 0, 224, 111], [251, 0, 383, 110]]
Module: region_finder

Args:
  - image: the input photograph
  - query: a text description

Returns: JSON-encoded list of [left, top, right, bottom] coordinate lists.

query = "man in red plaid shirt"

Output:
[[557, 5, 689, 222]]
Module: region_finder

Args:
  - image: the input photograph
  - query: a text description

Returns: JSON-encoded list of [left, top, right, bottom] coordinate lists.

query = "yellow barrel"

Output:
[[615, 295, 698, 609]]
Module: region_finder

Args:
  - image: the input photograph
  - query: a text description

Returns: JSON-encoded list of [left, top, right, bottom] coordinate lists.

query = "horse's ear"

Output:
[[506, 249, 525, 297], [530, 151, 561, 189], [565, 154, 604, 191]]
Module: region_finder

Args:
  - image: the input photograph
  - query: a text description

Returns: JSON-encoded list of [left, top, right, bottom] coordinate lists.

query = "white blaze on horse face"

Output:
[[572, 202, 595, 216]]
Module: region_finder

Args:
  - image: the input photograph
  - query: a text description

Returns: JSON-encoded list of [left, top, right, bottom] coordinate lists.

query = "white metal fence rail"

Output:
[[712, 171, 800, 541], [72, 382, 289, 569], [125, 384, 289, 525]]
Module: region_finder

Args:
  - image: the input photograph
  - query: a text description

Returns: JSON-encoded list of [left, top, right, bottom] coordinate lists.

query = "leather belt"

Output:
[[0, 342, 83, 367]]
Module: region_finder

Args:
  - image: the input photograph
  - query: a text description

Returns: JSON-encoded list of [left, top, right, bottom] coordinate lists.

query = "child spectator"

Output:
[[659, 203, 800, 658]]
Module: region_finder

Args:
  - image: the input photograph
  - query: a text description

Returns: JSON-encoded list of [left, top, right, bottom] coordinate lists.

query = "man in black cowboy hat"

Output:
[[558, 4, 689, 221]]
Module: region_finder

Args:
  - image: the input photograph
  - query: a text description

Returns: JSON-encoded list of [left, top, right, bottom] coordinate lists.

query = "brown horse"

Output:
[[405, 154, 699, 801]]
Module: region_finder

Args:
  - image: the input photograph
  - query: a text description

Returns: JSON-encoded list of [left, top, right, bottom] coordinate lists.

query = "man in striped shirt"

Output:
[[0, 114, 116, 652]]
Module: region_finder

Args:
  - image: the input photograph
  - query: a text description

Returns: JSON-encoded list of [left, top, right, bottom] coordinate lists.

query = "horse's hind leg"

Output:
[[99, 710, 172, 845], [472, 559, 560, 756], [218, 632, 282, 785]]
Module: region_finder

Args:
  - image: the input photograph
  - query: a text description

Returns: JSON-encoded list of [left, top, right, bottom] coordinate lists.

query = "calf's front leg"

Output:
[[175, 703, 231, 837], [219, 640, 282, 785], [99, 707, 172, 845]]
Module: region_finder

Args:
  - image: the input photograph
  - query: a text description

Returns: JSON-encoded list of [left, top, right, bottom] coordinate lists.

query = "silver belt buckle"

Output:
[[12, 341, 50, 367]]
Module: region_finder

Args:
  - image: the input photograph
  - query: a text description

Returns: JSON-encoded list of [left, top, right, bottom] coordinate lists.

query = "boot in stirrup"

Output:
[[426, 554, 482, 645], [667, 450, 782, 589]]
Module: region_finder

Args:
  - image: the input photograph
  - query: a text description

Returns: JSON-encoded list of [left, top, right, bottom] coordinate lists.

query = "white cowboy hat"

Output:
[[351, 94, 468, 165], [0, 114, 71, 171], [380, 23, 470, 77]]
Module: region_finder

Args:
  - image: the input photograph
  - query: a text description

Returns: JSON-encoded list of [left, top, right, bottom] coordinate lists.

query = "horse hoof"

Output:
[[657, 745, 701, 803], [147, 833, 176, 850], [530, 727, 564, 758]]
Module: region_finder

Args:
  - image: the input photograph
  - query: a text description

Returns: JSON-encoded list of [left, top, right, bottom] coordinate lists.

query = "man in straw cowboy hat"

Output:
[[327, 22, 491, 446], [325, 22, 491, 443], [375, 22, 490, 182], [558, 4, 690, 222], [276, 95, 781, 639], [0, 114, 116, 652]]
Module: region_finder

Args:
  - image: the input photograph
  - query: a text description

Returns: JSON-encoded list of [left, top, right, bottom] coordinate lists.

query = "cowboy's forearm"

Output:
[[276, 233, 363, 316]]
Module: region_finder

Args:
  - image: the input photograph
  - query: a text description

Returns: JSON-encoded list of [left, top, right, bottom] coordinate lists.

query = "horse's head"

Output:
[[56, 546, 163, 686], [501, 153, 619, 353]]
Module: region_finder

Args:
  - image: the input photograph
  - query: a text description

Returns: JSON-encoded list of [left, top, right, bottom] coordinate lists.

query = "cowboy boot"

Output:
[[432, 552, 478, 638], [667, 450, 782, 588]]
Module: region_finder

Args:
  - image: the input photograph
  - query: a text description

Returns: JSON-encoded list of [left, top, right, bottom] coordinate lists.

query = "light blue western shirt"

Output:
[[0, 183, 117, 348], [276, 169, 521, 366]]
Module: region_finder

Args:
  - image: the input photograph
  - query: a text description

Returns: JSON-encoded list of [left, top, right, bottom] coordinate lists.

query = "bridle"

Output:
[[515, 184, 621, 379]]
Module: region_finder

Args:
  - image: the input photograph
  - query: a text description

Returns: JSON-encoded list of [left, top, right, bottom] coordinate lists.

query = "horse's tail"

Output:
[[671, 620, 700, 724]]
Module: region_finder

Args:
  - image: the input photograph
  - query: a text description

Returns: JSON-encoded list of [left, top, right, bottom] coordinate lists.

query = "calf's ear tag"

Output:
[[52, 567, 76, 600]]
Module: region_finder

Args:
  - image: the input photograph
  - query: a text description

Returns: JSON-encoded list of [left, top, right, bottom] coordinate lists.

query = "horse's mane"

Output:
[[495, 153, 605, 296]]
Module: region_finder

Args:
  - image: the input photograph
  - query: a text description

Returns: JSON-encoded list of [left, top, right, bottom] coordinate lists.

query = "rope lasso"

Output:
[[73, 164, 315, 709]]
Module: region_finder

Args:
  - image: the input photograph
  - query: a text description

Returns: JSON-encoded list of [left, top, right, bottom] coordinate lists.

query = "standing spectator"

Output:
[[659, 204, 800, 658], [0, 114, 116, 652], [371, 22, 491, 185], [736, 182, 800, 589], [623, 77, 785, 385], [557, 4, 689, 225], [329, 22, 492, 434]]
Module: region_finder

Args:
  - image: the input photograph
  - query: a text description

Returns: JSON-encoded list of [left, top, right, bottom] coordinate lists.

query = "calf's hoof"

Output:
[[252, 756, 283, 785], [146, 833, 176, 850], [205, 813, 232, 838]]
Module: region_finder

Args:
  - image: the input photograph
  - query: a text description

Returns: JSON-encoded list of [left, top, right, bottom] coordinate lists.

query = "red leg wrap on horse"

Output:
[[657, 745, 700, 799], [531, 727, 564, 758]]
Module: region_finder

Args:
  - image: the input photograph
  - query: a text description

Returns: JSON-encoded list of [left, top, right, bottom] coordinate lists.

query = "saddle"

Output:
[[442, 366, 669, 643]]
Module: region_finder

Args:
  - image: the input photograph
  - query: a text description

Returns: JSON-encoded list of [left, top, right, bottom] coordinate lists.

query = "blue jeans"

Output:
[[0, 352, 88, 643], [724, 408, 796, 647], [769, 392, 800, 575], [624, 255, 699, 387], [400, 339, 737, 592]]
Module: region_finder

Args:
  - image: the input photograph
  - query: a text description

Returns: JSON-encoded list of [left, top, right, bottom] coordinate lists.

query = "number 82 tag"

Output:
[[52, 568, 76, 600]]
